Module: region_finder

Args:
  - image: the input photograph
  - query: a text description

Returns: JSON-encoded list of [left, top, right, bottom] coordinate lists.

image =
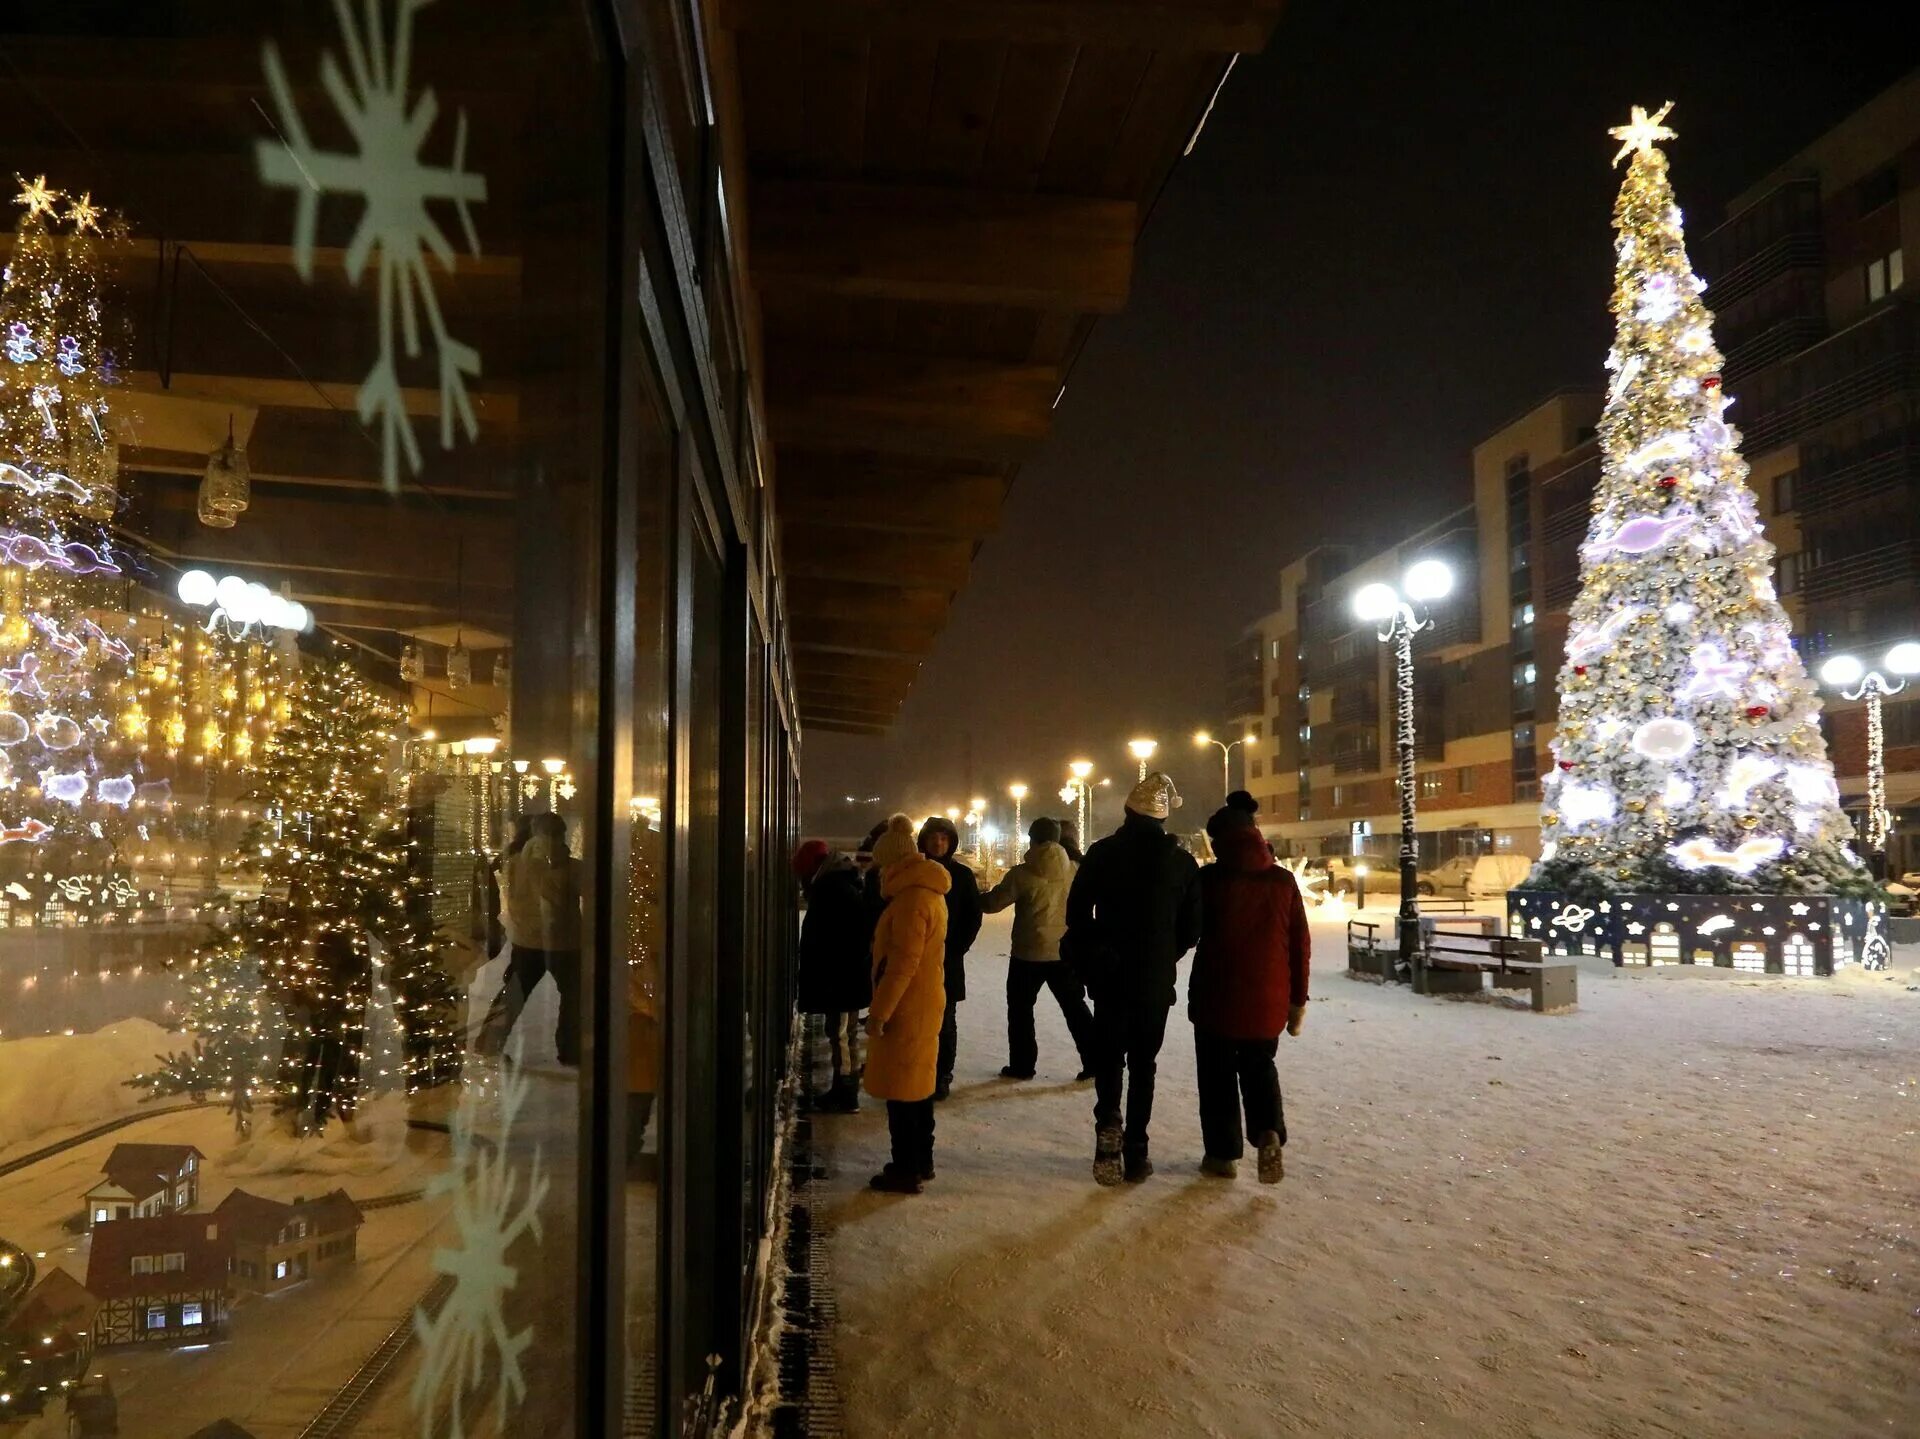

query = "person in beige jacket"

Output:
[[981, 816, 1094, 1081], [490, 811, 584, 1065]]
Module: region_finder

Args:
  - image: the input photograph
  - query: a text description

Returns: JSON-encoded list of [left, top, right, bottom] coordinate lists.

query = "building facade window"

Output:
[[1251, 759, 1264, 779], [1867, 250, 1904, 303], [1332, 785, 1344, 807], [1419, 772, 1442, 797], [182, 1303, 204, 1327], [1773, 471, 1797, 514], [147, 1308, 167, 1331], [1778, 551, 1802, 595], [1459, 767, 1475, 794]]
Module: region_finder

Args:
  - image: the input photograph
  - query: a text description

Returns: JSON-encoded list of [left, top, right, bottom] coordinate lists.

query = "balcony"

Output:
[[1332, 744, 1379, 775], [1740, 304, 1920, 456], [1803, 540, 1920, 603], [1724, 316, 1826, 384], [1332, 683, 1379, 725], [1802, 441, 1920, 514], [1698, 180, 1822, 311]]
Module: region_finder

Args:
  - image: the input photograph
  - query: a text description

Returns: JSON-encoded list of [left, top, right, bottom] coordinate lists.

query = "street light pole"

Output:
[[1352, 559, 1455, 975], [1193, 730, 1252, 803], [1820, 642, 1920, 878], [1069, 760, 1094, 843], [1127, 738, 1158, 783], [1009, 783, 1027, 856]]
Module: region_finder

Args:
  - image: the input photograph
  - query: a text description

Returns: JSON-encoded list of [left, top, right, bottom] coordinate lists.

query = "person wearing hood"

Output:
[[1057, 820, 1084, 865], [981, 816, 1094, 1081], [864, 814, 951, 1194], [794, 838, 874, 1113], [1063, 772, 1201, 1185], [1188, 809, 1310, 1184], [917, 814, 982, 1102]]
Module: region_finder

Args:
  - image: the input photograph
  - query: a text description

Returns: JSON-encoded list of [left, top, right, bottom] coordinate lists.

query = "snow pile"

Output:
[[221, 1090, 414, 1180], [0, 1019, 174, 1157]]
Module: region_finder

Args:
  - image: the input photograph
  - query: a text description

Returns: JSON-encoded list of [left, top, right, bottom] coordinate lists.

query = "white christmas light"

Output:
[[1631, 717, 1696, 762], [1557, 783, 1615, 828], [1669, 835, 1784, 875], [1662, 775, 1695, 806], [1717, 753, 1781, 808], [1783, 764, 1838, 807], [1665, 601, 1693, 623], [1677, 644, 1746, 703]]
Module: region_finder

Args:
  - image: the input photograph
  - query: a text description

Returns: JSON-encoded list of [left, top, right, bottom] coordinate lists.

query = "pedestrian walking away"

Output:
[[917, 814, 982, 1101], [1063, 772, 1200, 1185], [863, 815, 951, 1194], [794, 838, 875, 1113], [1188, 812, 1310, 1184], [981, 815, 1095, 1080]]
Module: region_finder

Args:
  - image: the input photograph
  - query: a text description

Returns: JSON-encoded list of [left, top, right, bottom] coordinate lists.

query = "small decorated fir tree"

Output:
[[1528, 106, 1865, 898]]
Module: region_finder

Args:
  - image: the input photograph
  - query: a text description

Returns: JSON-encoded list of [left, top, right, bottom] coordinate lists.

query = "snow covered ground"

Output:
[[810, 908, 1920, 1438]]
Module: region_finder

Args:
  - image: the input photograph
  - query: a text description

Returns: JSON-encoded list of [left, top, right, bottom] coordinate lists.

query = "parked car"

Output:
[[1884, 879, 1917, 917], [1467, 853, 1535, 901], [1417, 855, 1478, 896]]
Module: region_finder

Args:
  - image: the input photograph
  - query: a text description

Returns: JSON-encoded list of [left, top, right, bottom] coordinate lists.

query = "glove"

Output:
[[1285, 1003, 1307, 1037], [864, 1013, 886, 1039]]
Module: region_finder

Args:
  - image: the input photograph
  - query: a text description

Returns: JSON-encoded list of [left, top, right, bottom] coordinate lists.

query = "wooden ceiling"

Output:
[[714, 1, 1285, 734]]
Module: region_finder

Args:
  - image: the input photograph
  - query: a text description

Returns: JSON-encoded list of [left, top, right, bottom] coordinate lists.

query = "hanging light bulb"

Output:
[[445, 634, 472, 691], [398, 643, 423, 683], [199, 414, 250, 525]]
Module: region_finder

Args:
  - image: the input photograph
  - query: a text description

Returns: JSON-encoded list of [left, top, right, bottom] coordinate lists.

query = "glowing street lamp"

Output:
[[1193, 729, 1254, 802], [1066, 760, 1095, 843], [1818, 640, 1920, 871], [1127, 737, 1158, 781], [1008, 782, 1028, 853], [1351, 556, 1455, 970]]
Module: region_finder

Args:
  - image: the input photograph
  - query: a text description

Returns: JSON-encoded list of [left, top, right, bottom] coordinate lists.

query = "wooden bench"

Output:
[[1415, 930, 1577, 1013]]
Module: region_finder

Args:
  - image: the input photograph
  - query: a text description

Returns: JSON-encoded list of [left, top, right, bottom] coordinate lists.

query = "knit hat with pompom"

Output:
[[869, 813, 919, 870]]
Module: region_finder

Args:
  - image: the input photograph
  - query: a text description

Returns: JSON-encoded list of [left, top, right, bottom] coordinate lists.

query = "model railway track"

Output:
[[0, 1101, 208, 1178], [354, 1188, 426, 1211], [297, 1271, 453, 1439]]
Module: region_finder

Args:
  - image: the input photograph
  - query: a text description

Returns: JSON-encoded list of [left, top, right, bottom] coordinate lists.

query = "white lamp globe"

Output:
[[1402, 558, 1454, 603], [215, 574, 251, 616], [1818, 654, 1865, 688], [177, 569, 217, 607], [1884, 642, 1920, 677], [1351, 582, 1400, 623]]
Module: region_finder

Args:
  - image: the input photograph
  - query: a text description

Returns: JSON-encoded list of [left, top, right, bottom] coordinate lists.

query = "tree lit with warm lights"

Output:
[[1527, 105, 1864, 898]]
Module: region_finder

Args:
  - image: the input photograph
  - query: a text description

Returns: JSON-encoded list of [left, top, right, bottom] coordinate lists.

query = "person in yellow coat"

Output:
[[863, 813, 950, 1194]]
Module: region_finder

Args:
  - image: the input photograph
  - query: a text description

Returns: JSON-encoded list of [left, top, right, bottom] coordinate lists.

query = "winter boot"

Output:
[[869, 1164, 923, 1195], [1092, 1125, 1124, 1187], [1123, 1147, 1154, 1184], [1255, 1130, 1285, 1185], [818, 1077, 859, 1114], [933, 1076, 952, 1102], [999, 1065, 1035, 1080], [1199, 1155, 1238, 1180]]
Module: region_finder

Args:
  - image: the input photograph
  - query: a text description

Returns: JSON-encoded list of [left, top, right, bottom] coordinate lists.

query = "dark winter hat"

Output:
[[1225, 790, 1260, 816], [1206, 804, 1258, 841], [1028, 815, 1062, 847], [791, 839, 831, 883], [918, 815, 961, 855], [858, 821, 888, 856]]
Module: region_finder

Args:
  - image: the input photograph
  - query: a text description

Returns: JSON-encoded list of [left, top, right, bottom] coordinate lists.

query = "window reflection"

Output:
[[0, 4, 608, 1435]]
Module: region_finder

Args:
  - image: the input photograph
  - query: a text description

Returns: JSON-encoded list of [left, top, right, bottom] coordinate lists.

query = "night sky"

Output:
[[801, 3, 1914, 841]]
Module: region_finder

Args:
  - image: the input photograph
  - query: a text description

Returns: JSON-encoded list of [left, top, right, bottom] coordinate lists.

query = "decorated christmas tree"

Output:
[[1528, 105, 1866, 899], [0, 175, 142, 918], [144, 654, 459, 1132]]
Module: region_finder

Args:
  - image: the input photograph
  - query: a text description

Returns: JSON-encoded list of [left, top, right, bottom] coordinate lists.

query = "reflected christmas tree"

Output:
[[1528, 106, 1867, 898]]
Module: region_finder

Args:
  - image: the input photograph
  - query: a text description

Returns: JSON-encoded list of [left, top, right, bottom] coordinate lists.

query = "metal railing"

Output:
[[1803, 540, 1920, 602]]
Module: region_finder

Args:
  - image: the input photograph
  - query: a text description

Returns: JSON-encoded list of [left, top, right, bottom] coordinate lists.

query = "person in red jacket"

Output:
[[1186, 811, 1309, 1183]]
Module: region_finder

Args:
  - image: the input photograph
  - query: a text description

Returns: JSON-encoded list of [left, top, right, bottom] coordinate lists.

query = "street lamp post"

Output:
[[1008, 782, 1028, 856], [1351, 557, 1455, 973], [1819, 641, 1920, 877], [1193, 729, 1253, 802], [1127, 738, 1158, 782], [1069, 760, 1094, 843], [969, 798, 987, 860]]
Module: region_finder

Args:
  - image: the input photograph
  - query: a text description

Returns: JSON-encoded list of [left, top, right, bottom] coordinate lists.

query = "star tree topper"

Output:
[[1609, 101, 1677, 167], [14, 174, 60, 219]]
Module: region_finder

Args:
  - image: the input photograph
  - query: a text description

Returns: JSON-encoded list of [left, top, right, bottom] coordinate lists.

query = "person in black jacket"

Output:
[[1063, 772, 1201, 1185], [917, 815, 982, 1101], [794, 840, 874, 1112]]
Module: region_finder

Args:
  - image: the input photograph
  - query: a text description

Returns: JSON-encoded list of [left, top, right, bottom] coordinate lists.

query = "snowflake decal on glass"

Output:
[[411, 1031, 549, 1439], [255, 0, 487, 492]]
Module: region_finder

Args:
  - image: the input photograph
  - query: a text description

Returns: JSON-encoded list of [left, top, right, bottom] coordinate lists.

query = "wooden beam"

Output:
[[793, 619, 940, 659], [795, 652, 924, 688], [716, 0, 1284, 52], [777, 453, 1007, 538], [802, 701, 904, 727], [752, 181, 1135, 313], [804, 716, 892, 736], [781, 521, 975, 590], [766, 350, 1055, 461], [786, 578, 953, 627]]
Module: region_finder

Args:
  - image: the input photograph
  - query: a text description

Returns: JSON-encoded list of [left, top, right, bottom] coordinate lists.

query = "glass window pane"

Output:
[[0, 6, 609, 1432]]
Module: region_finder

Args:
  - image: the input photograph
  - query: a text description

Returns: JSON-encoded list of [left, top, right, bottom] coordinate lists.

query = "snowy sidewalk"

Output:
[[806, 910, 1919, 1439]]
